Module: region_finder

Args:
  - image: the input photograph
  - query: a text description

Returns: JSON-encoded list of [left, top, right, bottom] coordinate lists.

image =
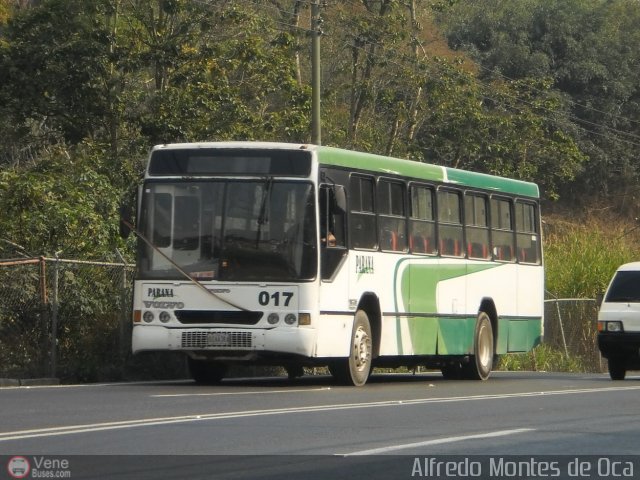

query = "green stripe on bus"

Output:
[[318, 147, 445, 182], [400, 316, 542, 355], [445, 168, 539, 198], [391, 261, 541, 355], [316, 146, 539, 197], [394, 261, 500, 354]]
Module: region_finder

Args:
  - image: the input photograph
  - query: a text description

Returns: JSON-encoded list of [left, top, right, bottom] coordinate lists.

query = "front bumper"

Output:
[[132, 325, 317, 358], [598, 332, 640, 360]]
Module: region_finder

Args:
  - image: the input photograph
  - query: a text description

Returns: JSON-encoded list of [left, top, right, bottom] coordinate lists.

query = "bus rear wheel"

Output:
[[330, 310, 372, 386], [462, 312, 494, 381], [188, 358, 227, 385]]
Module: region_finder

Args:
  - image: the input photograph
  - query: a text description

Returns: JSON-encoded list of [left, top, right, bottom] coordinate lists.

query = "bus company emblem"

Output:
[[148, 288, 174, 299], [143, 300, 185, 309], [356, 255, 374, 274]]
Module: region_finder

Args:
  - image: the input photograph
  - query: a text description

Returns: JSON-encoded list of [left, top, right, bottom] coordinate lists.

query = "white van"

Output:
[[597, 262, 640, 380]]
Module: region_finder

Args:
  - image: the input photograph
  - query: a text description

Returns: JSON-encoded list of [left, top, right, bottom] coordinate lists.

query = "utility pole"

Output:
[[311, 0, 322, 145]]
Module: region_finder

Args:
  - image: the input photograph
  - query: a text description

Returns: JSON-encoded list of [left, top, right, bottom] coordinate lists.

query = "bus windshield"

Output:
[[138, 180, 317, 281]]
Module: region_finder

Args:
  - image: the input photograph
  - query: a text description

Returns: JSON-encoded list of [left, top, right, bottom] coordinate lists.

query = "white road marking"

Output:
[[151, 387, 331, 397], [341, 428, 535, 456], [1, 385, 639, 442]]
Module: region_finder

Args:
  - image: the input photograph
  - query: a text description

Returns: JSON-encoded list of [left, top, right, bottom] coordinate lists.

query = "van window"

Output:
[[605, 271, 640, 302]]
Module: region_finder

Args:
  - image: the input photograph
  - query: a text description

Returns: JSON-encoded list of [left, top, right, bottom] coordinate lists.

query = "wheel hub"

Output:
[[353, 326, 371, 372]]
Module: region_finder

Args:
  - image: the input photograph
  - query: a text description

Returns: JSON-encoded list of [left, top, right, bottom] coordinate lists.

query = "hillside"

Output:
[[0, 0, 638, 259]]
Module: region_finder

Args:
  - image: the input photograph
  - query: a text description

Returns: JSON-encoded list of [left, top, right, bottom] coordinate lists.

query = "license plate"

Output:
[[207, 332, 229, 346]]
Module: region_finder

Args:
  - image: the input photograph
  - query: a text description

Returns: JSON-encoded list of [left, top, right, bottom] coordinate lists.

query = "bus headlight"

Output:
[[284, 313, 296, 325], [159, 311, 171, 323], [267, 313, 279, 325], [143, 311, 154, 323]]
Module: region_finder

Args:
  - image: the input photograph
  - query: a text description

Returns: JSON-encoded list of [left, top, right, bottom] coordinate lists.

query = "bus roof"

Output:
[[316, 146, 540, 198], [150, 142, 540, 198]]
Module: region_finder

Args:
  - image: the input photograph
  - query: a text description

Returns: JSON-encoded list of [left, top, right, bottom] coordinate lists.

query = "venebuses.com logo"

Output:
[[6, 456, 30, 479], [6, 456, 72, 478]]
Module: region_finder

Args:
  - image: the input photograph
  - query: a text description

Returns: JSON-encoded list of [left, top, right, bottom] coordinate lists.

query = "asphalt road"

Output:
[[1, 371, 639, 479]]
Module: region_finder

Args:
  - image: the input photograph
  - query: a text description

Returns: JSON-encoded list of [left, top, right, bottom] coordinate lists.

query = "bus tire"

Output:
[[330, 310, 373, 386], [608, 358, 626, 380], [188, 358, 227, 385], [463, 312, 494, 381]]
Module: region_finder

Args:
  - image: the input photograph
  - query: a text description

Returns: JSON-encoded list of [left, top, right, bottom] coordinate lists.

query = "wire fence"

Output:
[[0, 256, 135, 381], [0, 256, 606, 380], [544, 296, 604, 372]]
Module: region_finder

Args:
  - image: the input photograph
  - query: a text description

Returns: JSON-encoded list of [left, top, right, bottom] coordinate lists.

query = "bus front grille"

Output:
[[181, 331, 253, 349], [175, 310, 263, 325]]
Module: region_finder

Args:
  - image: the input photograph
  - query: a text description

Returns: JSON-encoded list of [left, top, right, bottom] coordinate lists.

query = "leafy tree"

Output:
[[120, 0, 309, 144], [1, 0, 113, 144], [0, 144, 123, 259], [435, 0, 640, 208]]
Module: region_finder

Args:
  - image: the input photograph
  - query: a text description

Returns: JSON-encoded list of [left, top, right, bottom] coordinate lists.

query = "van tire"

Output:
[[608, 358, 626, 380]]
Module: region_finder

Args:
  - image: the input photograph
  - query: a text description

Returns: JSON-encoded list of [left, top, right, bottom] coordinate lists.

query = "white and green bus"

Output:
[[129, 142, 543, 386]]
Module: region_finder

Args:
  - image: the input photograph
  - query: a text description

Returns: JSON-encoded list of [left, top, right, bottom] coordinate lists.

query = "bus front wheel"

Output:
[[463, 312, 494, 381], [329, 310, 373, 387], [188, 358, 227, 385]]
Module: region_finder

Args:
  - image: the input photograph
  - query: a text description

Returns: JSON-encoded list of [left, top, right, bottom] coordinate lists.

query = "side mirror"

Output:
[[119, 204, 132, 239]]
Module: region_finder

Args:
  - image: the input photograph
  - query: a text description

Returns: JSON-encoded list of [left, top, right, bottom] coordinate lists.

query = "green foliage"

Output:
[[0, 144, 123, 258], [435, 0, 640, 208], [1, 0, 113, 143], [497, 344, 586, 373], [543, 215, 640, 298], [415, 67, 585, 199]]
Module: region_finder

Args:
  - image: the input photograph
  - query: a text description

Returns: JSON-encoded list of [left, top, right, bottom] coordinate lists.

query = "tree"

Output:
[[0, 144, 123, 258], [436, 0, 640, 208]]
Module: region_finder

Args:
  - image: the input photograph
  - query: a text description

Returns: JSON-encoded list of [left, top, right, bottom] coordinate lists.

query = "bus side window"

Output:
[[515, 201, 540, 264], [320, 185, 346, 248], [409, 184, 436, 255], [378, 179, 407, 252], [465, 193, 490, 260], [491, 197, 515, 262], [437, 189, 464, 257], [349, 175, 377, 249]]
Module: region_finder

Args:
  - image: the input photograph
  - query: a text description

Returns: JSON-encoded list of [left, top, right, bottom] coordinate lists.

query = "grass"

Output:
[[497, 345, 588, 373], [544, 214, 640, 298]]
